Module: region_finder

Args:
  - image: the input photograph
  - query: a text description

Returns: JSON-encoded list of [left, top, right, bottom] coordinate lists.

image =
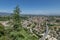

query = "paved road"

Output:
[[39, 22, 49, 40]]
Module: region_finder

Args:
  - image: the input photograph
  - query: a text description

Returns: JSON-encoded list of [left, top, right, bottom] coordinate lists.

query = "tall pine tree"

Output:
[[12, 5, 22, 30]]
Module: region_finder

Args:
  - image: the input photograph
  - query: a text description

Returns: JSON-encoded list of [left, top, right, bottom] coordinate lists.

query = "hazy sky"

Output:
[[0, 0, 60, 15]]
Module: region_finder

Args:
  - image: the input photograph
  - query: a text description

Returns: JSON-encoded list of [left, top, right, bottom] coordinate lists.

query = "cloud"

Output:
[[0, 10, 12, 13]]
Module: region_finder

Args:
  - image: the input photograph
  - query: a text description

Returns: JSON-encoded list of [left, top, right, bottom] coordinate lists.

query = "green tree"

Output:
[[0, 23, 5, 37], [13, 5, 21, 24], [10, 5, 22, 31], [3, 5, 38, 40]]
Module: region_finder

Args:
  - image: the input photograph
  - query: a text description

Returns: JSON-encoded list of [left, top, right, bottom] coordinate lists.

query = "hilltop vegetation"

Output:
[[0, 6, 60, 40], [0, 6, 38, 40]]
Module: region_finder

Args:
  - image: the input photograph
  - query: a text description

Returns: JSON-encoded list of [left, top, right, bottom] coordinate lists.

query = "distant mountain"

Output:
[[0, 12, 60, 16], [21, 14, 60, 16], [0, 12, 12, 16]]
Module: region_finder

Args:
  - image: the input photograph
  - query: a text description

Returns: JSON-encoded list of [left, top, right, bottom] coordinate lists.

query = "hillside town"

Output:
[[0, 0, 60, 40], [0, 16, 60, 40]]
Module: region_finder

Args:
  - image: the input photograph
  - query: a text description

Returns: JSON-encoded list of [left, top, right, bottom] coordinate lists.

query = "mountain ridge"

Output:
[[0, 12, 60, 16]]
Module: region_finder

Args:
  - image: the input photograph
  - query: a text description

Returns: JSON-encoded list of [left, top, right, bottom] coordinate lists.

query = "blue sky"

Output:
[[0, 0, 60, 15]]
